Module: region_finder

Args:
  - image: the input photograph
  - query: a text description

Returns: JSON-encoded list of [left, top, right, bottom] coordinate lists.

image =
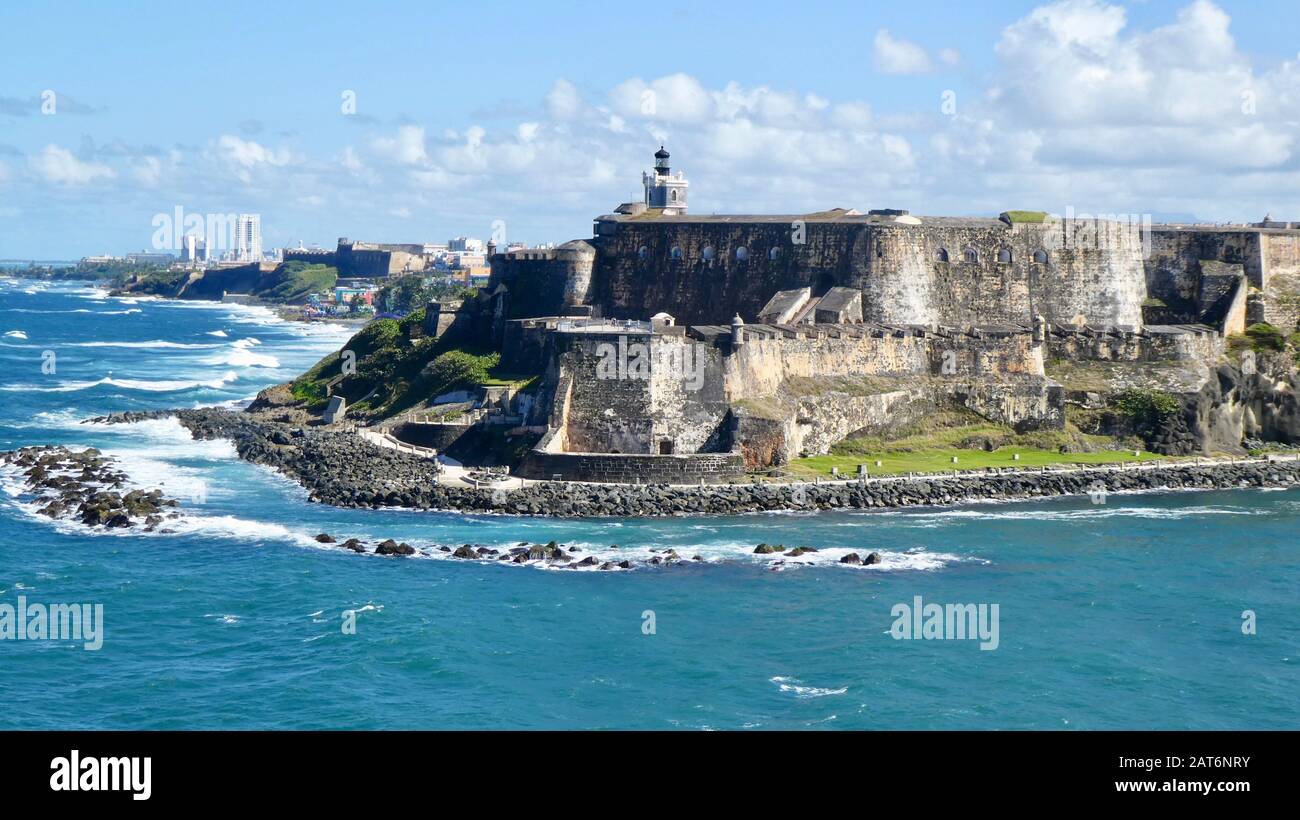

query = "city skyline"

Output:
[[2, 0, 1299, 258]]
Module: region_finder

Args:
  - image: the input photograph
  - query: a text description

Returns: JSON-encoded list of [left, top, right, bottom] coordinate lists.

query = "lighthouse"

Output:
[[642, 146, 690, 214]]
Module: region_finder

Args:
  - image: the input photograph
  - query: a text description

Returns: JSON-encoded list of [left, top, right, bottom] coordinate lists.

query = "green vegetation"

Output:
[[420, 350, 501, 397], [257, 261, 337, 302], [1110, 388, 1180, 424], [376, 273, 476, 315], [792, 446, 1161, 477], [1142, 296, 1167, 308], [1244, 322, 1285, 352], [790, 412, 1160, 477], [289, 317, 537, 419], [1000, 210, 1049, 224], [1227, 322, 1287, 358], [116, 268, 191, 295]]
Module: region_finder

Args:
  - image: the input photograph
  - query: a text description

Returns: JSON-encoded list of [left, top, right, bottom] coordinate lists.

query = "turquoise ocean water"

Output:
[[0, 277, 1296, 729]]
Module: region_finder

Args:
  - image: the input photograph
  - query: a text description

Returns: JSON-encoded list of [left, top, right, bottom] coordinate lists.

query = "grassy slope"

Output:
[[289, 310, 538, 420], [256, 263, 337, 302], [789, 410, 1159, 477]]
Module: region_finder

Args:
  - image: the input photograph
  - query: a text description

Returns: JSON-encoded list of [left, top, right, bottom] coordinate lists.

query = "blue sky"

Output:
[[2, 0, 1298, 258]]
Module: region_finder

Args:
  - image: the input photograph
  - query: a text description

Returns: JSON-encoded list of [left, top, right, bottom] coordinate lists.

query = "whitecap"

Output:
[[0, 371, 238, 393], [770, 676, 847, 698]]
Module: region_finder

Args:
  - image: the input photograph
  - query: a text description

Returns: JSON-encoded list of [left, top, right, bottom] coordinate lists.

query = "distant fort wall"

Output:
[[284, 239, 428, 279]]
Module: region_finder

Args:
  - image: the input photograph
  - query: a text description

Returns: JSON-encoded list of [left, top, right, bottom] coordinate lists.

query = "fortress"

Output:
[[416, 148, 1300, 483]]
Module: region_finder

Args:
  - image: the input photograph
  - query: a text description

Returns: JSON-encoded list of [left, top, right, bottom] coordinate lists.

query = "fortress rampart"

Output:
[[574, 213, 1148, 329]]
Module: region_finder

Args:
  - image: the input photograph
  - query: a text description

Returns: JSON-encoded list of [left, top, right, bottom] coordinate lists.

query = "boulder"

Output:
[[375, 539, 415, 556]]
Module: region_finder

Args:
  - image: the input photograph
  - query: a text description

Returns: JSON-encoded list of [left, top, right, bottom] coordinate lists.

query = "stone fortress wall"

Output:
[[284, 239, 430, 279], [580, 213, 1148, 329], [466, 150, 1300, 482], [509, 316, 1067, 480], [1145, 227, 1300, 334]]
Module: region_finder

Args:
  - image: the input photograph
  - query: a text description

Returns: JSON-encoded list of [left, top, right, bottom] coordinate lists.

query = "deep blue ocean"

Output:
[[1, 276, 1297, 729]]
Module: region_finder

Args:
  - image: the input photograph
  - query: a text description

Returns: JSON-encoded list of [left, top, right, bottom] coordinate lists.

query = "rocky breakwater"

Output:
[[437, 459, 1300, 517], [90, 409, 1300, 517], [0, 445, 181, 531], [91, 409, 445, 508]]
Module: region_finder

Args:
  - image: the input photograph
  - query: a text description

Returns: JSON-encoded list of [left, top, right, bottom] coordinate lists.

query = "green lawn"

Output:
[[791, 446, 1168, 477]]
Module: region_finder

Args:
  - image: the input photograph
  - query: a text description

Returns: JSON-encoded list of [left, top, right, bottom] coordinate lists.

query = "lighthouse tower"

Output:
[[642, 146, 689, 214]]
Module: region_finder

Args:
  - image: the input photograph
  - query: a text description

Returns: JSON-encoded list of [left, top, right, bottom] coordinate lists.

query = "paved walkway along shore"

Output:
[[89, 409, 1300, 517]]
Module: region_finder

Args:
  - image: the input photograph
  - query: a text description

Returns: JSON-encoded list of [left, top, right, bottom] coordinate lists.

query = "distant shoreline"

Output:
[[1, 270, 370, 328]]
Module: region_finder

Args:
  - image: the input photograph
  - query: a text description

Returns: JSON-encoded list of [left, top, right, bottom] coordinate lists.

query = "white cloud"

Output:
[[10, 0, 1299, 256], [132, 156, 163, 186], [215, 135, 293, 168], [980, 0, 1295, 183], [545, 79, 583, 121], [873, 29, 934, 75], [610, 73, 714, 122], [29, 144, 115, 185], [372, 125, 428, 166]]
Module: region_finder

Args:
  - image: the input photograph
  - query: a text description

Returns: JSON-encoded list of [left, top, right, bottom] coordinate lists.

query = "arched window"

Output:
[[876, 243, 884, 258], [735, 246, 748, 261], [936, 247, 950, 263], [702, 245, 715, 261], [670, 189, 678, 202], [769, 247, 781, 261], [1033, 249, 1049, 264], [671, 246, 683, 260], [637, 246, 648, 260], [963, 247, 979, 263], [997, 248, 1012, 264]]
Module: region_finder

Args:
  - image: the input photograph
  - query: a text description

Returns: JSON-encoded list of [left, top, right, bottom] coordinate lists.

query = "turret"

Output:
[[654, 145, 670, 177], [642, 146, 689, 214], [731, 313, 745, 348]]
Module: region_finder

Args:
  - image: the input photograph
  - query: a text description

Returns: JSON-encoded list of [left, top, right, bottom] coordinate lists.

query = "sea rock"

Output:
[[375, 539, 415, 556]]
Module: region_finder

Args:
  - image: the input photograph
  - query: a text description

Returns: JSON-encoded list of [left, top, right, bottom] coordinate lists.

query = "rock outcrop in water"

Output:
[[0, 445, 181, 531]]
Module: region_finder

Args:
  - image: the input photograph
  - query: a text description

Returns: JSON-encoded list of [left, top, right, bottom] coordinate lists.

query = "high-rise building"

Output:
[[236, 214, 262, 262], [181, 233, 207, 264]]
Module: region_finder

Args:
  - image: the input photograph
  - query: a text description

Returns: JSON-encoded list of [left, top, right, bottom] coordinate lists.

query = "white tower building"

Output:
[[642, 146, 689, 214], [236, 214, 262, 262]]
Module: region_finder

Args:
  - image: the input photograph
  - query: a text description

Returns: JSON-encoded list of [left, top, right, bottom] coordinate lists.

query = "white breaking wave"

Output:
[[216, 347, 280, 368], [73, 340, 218, 349], [770, 677, 848, 698], [0, 371, 238, 393], [207, 330, 228, 337], [4, 330, 27, 339], [847, 503, 1267, 527]]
